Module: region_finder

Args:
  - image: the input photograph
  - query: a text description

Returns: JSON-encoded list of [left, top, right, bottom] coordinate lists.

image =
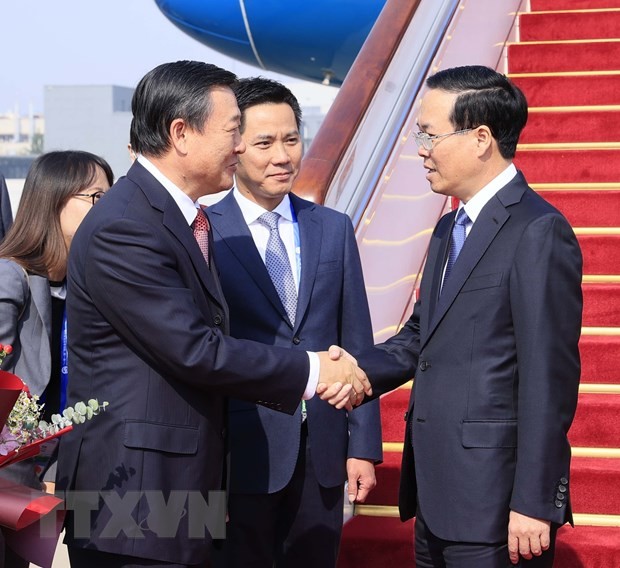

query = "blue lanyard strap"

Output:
[[60, 306, 69, 411], [290, 202, 301, 282]]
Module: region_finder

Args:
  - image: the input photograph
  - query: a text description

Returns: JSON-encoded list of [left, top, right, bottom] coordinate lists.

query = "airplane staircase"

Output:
[[336, 1, 620, 566]]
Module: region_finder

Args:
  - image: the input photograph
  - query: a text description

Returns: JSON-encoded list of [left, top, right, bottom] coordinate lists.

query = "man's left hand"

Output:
[[508, 510, 551, 564], [346, 458, 376, 504]]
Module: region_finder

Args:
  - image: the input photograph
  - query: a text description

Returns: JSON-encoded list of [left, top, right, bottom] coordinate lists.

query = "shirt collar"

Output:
[[137, 155, 201, 225], [233, 188, 293, 225], [461, 163, 517, 223]]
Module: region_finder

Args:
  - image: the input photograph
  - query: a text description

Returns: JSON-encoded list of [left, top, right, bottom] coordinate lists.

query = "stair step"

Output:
[[338, 516, 414, 567], [520, 10, 620, 42], [581, 335, 620, 383], [570, 393, 620, 448], [366, 450, 401, 506], [532, 0, 620, 9], [370, 453, 620, 516], [514, 148, 620, 183], [337, 517, 620, 567], [583, 283, 620, 326], [572, 457, 620, 515], [538, 190, 620, 226], [508, 41, 620, 73], [380, 389, 409, 442], [578, 235, 620, 274], [380, 391, 620, 447], [511, 73, 620, 107], [521, 109, 620, 144]]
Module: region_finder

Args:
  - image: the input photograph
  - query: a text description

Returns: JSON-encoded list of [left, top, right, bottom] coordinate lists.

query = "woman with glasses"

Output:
[[0, 151, 112, 460], [0, 150, 112, 565]]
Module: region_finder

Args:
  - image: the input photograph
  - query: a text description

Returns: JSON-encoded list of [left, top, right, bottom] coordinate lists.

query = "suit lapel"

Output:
[[291, 195, 321, 333], [209, 193, 291, 324], [425, 190, 516, 346], [419, 215, 452, 338], [128, 162, 226, 312]]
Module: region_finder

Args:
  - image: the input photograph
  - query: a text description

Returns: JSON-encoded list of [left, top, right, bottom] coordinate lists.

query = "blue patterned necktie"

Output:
[[257, 211, 297, 325], [443, 208, 470, 285]]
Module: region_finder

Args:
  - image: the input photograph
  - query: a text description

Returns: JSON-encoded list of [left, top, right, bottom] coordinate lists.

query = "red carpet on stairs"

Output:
[[338, 1, 620, 566], [508, 42, 620, 73], [580, 336, 620, 382], [521, 111, 620, 144], [582, 284, 620, 326], [578, 235, 620, 275], [514, 150, 620, 183], [511, 74, 620, 107], [535, 191, 620, 227]]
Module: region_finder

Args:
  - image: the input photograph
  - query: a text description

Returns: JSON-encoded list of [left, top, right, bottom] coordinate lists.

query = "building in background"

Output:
[[0, 107, 44, 159], [2, 82, 334, 212], [44, 85, 134, 179]]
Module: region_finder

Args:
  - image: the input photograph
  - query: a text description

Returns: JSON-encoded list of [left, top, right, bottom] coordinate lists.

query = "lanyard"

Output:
[[60, 306, 69, 411], [290, 202, 301, 284]]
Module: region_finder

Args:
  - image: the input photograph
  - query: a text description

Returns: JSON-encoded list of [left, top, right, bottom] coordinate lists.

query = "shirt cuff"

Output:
[[303, 351, 320, 400]]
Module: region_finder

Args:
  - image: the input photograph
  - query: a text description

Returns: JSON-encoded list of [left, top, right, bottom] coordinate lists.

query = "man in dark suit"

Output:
[[55, 61, 371, 568], [331, 66, 582, 567], [209, 78, 382, 568]]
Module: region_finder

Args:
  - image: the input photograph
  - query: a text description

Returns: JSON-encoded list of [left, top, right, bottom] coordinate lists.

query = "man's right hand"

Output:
[[316, 350, 372, 410]]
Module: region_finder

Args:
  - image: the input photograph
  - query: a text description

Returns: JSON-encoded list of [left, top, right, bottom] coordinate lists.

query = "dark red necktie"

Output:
[[193, 207, 210, 267]]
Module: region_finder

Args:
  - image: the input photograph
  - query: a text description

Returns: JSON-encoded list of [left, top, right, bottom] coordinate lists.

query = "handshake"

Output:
[[316, 346, 372, 410]]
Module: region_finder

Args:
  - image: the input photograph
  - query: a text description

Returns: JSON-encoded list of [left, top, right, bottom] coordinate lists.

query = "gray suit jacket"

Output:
[[0, 259, 53, 488], [0, 259, 51, 395]]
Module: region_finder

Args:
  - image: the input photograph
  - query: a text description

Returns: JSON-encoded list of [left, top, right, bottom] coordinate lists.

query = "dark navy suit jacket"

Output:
[[56, 162, 310, 564], [358, 172, 582, 543], [209, 191, 382, 494]]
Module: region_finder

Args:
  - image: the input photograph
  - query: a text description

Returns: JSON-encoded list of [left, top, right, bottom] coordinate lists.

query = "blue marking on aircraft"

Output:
[[154, 0, 386, 85]]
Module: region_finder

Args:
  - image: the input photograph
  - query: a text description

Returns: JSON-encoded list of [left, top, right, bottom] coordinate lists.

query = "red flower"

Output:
[[3, 345, 12, 355]]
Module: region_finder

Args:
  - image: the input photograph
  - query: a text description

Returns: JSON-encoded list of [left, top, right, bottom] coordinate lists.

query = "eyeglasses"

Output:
[[73, 191, 106, 206], [413, 128, 473, 151]]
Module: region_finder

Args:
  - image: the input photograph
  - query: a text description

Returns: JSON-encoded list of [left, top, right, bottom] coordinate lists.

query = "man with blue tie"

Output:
[[209, 77, 382, 568], [332, 65, 583, 567]]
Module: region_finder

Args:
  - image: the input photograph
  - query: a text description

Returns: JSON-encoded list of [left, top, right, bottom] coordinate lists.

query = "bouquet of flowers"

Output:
[[0, 343, 108, 468], [0, 343, 109, 567]]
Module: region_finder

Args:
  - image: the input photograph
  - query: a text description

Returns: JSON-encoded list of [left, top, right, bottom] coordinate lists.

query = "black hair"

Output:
[[426, 65, 528, 159], [129, 60, 238, 157], [233, 77, 302, 133]]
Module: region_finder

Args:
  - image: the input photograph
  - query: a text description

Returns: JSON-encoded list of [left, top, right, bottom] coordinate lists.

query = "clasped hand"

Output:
[[316, 345, 371, 410]]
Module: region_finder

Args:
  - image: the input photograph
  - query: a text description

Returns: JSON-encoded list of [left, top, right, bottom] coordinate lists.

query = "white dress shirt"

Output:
[[233, 188, 319, 399]]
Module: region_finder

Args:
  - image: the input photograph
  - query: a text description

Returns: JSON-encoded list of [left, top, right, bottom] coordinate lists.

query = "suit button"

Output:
[[214, 314, 223, 325], [556, 492, 565, 500], [419, 361, 430, 371], [558, 484, 567, 493], [560, 477, 569, 485], [555, 499, 564, 508], [292, 337, 301, 345]]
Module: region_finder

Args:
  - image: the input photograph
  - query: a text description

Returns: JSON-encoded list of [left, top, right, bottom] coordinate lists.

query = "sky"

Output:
[[0, 0, 338, 115]]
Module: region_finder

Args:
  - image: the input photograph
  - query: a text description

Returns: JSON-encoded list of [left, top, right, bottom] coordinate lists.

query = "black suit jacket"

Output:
[[358, 171, 582, 543], [209, 192, 382, 494], [56, 162, 310, 564]]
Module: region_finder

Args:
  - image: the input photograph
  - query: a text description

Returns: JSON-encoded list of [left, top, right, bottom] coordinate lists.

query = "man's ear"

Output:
[[169, 118, 188, 155], [474, 125, 493, 157]]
